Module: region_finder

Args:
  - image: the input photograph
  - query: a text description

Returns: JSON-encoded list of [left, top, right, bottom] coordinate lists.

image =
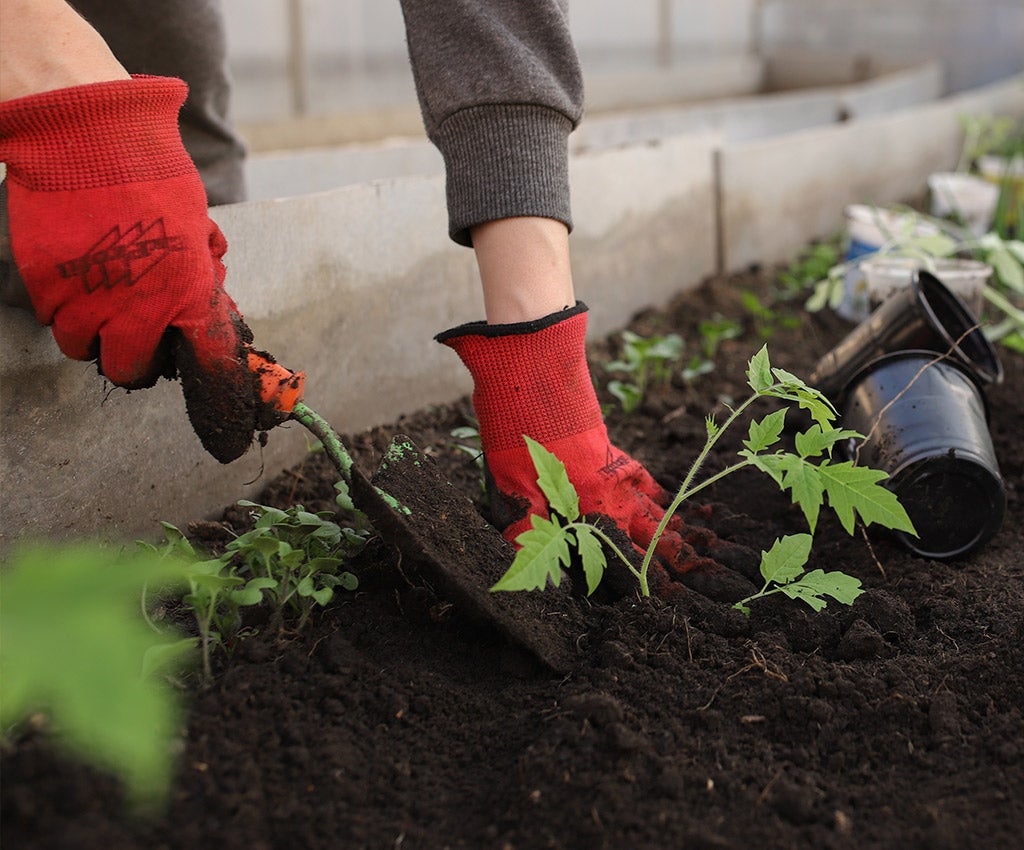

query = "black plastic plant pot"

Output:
[[809, 269, 1003, 405], [840, 350, 1005, 560]]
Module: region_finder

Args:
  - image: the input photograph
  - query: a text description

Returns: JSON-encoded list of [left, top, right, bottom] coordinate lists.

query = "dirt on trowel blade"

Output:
[[351, 435, 584, 675]]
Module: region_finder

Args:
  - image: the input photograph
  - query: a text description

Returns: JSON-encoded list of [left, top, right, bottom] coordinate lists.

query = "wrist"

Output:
[[0, 0, 129, 101], [0, 77, 194, 191]]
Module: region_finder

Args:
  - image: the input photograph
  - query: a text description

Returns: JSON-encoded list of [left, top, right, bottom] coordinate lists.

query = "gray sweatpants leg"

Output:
[[71, 0, 248, 205]]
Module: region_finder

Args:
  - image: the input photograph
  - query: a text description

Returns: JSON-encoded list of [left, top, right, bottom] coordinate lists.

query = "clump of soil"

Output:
[[4, 265, 1023, 850]]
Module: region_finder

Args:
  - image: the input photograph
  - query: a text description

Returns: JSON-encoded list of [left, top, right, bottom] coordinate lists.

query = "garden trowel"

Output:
[[247, 349, 581, 673]]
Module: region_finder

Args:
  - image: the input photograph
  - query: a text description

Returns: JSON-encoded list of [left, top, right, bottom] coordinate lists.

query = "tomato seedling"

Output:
[[494, 345, 914, 615]]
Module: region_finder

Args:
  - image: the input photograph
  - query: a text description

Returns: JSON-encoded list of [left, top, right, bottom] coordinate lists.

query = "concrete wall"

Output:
[[718, 75, 1024, 272], [222, 0, 1023, 125], [760, 0, 1024, 94], [245, 63, 943, 200], [2, 70, 1023, 552]]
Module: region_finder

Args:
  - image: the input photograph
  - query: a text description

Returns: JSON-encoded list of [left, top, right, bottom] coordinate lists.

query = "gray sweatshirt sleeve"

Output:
[[398, 0, 584, 246]]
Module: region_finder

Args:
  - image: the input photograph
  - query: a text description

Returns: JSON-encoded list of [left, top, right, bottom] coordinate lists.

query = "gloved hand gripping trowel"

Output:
[[246, 349, 580, 673]]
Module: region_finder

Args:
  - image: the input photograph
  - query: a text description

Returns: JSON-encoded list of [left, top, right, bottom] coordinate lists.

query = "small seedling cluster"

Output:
[[604, 329, 684, 413], [494, 345, 915, 616], [141, 502, 363, 681]]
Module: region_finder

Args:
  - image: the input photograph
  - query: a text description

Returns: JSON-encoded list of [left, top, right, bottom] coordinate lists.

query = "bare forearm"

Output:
[[0, 0, 128, 101], [472, 216, 575, 324]]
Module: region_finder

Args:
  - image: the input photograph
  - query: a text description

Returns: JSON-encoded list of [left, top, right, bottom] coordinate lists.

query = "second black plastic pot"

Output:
[[809, 269, 1003, 405]]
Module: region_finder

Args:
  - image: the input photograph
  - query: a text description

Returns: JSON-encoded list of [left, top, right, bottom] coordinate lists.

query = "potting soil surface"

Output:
[[3, 265, 1023, 850]]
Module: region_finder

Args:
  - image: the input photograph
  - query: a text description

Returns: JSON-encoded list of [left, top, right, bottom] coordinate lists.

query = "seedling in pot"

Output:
[[494, 346, 912, 615], [802, 207, 1024, 350]]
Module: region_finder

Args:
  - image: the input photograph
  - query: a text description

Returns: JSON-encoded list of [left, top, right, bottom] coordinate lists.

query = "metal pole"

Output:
[[287, 0, 309, 116], [657, 0, 672, 68]]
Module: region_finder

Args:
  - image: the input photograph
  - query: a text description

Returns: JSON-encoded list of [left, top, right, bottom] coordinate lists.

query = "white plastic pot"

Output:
[[860, 257, 992, 318], [927, 172, 1000, 236], [837, 205, 941, 322]]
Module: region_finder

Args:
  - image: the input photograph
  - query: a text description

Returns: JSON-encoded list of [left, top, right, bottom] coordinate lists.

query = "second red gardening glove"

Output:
[[0, 76, 260, 463], [437, 303, 756, 602]]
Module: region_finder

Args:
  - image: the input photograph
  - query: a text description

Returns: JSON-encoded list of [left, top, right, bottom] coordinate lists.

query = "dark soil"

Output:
[[4, 265, 1023, 850]]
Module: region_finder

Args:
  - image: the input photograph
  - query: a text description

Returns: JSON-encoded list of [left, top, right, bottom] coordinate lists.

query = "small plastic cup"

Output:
[[861, 257, 992, 318], [837, 205, 941, 322], [927, 172, 999, 236]]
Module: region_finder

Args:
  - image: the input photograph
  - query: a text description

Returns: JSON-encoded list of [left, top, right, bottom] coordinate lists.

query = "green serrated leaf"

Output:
[[779, 581, 828, 611], [777, 455, 826, 532], [739, 449, 786, 487], [746, 344, 773, 392], [573, 525, 607, 596], [794, 425, 861, 459], [759, 534, 813, 586], [744, 409, 788, 453], [780, 568, 864, 611], [524, 436, 580, 522], [817, 461, 917, 535], [492, 514, 571, 592]]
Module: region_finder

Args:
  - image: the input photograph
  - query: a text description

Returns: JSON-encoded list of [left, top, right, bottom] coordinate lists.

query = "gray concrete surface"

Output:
[[245, 63, 942, 202], [718, 74, 1024, 272]]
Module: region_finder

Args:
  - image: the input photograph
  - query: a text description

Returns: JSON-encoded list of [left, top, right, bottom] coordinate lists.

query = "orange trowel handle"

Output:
[[247, 348, 306, 415]]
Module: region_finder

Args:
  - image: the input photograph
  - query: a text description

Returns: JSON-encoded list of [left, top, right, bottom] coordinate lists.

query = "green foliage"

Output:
[[957, 114, 1023, 172], [776, 241, 842, 300], [698, 315, 744, 357], [494, 346, 914, 613], [802, 205, 1024, 348], [228, 501, 361, 630], [740, 290, 801, 339], [144, 504, 363, 681], [734, 534, 864, 616], [680, 315, 743, 384], [0, 543, 192, 808], [140, 523, 258, 682], [492, 437, 619, 596], [605, 329, 684, 413]]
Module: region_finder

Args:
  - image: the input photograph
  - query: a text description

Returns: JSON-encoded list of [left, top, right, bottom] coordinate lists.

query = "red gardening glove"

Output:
[[0, 76, 257, 463], [437, 303, 756, 601]]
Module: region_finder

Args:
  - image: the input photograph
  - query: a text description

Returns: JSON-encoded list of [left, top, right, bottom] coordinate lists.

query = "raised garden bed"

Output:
[[3, 261, 1022, 850]]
